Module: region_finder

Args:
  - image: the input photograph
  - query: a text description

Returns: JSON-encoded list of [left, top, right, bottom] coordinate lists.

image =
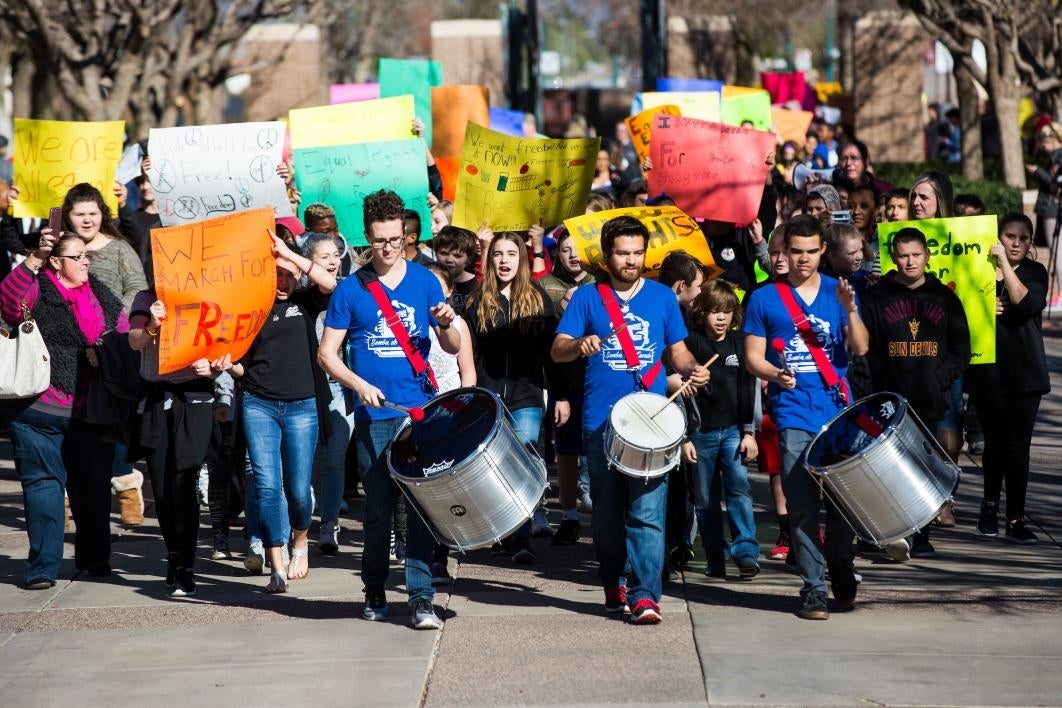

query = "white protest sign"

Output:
[[147, 122, 292, 226], [115, 143, 143, 185]]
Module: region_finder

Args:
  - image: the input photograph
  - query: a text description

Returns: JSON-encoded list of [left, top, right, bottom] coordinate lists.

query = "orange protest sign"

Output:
[[647, 115, 775, 225], [431, 85, 490, 159], [624, 104, 681, 167], [564, 205, 721, 281], [435, 156, 459, 202], [771, 108, 814, 145], [150, 208, 277, 374]]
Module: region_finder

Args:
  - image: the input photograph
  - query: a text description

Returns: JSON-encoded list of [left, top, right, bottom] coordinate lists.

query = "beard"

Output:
[[608, 263, 641, 285]]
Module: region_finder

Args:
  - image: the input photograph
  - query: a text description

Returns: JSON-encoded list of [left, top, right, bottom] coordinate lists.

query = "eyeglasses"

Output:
[[370, 236, 404, 250], [58, 253, 91, 263]]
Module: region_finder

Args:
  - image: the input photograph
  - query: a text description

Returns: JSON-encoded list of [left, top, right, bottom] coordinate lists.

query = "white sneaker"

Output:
[[319, 521, 339, 556], [530, 510, 554, 538], [578, 491, 594, 514], [244, 542, 266, 574], [885, 539, 911, 562], [197, 464, 209, 508]]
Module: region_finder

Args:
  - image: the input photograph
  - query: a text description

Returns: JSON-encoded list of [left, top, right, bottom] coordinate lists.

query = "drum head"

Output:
[[805, 392, 903, 468], [609, 391, 685, 449], [388, 388, 501, 479]]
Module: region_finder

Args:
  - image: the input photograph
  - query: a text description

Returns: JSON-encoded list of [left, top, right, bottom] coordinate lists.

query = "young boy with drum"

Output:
[[551, 215, 709, 625], [744, 214, 869, 621]]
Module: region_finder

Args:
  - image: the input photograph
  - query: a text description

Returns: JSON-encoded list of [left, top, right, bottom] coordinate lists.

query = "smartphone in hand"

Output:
[[47, 207, 63, 239]]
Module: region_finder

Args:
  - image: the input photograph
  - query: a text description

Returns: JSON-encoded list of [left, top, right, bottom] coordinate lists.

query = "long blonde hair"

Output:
[[471, 232, 545, 334]]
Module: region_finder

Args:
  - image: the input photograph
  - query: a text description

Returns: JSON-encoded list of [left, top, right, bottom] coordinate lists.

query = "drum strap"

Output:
[[361, 274, 440, 394], [596, 283, 662, 390]]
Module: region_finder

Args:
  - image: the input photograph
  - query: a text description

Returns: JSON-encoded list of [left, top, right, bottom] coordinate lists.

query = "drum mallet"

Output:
[[381, 400, 426, 422], [772, 338, 793, 376], [651, 353, 719, 418]]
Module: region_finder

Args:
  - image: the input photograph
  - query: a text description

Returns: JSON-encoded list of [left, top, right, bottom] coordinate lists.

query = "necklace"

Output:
[[614, 279, 642, 313]]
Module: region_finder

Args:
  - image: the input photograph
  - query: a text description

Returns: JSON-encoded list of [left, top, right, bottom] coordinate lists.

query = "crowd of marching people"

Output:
[[0, 109, 1056, 627]]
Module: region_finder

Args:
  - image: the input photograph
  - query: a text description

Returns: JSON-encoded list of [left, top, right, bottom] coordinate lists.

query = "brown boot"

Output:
[[933, 500, 957, 527], [112, 470, 145, 525]]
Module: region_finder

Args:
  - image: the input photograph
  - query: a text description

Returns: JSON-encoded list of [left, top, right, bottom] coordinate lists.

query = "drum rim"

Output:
[[801, 391, 908, 476], [607, 391, 686, 447]]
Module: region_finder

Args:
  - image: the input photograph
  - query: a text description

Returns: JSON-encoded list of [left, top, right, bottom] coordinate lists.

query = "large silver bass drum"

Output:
[[386, 387, 547, 552], [802, 392, 960, 546]]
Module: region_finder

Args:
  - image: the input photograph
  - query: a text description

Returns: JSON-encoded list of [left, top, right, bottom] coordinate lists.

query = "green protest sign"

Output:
[[292, 139, 429, 247], [878, 215, 997, 364], [379, 58, 443, 147], [720, 86, 772, 131]]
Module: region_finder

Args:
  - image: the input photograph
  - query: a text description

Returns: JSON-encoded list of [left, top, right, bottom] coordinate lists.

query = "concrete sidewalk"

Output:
[[1, 322, 1061, 707]]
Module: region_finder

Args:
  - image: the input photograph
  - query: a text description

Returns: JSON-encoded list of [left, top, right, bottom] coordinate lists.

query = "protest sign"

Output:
[[625, 104, 681, 166], [761, 72, 807, 105], [292, 139, 429, 247], [878, 215, 998, 364], [150, 208, 277, 374], [720, 86, 772, 131], [115, 142, 143, 185], [431, 85, 489, 158], [771, 108, 815, 145], [632, 92, 720, 122], [288, 96, 415, 149], [435, 156, 459, 201], [657, 77, 723, 93], [147, 122, 292, 227], [12, 118, 124, 217], [379, 58, 442, 146], [564, 206, 721, 280], [329, 83, 380, 104], [489, 107, 526, 137], [453, 123, 599, 232], [647, 115, 774, 225]]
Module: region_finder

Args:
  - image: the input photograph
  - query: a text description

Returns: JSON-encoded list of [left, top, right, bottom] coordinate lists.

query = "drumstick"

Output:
[[382, 400, 426, 423], [650, 353, 719, 419]]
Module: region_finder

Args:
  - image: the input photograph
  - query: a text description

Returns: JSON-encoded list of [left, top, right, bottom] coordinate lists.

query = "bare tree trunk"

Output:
[[994, 89, 1026, 187], [11, 50, 34, 119], [954, 63, 983, 180]]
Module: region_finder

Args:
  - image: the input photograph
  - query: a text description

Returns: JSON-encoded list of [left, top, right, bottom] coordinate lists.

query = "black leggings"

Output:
[[971, 391, 1041, 521]]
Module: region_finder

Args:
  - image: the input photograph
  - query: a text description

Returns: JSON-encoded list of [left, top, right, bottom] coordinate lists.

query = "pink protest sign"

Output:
[[647, 114, 775, 225], [761, 72, 806, 105], [329, 83, 380, 104]]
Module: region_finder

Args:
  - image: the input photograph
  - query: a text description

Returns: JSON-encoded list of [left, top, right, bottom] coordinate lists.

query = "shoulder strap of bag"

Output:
[[359, 269, 439, 393], [773, 280, 849, 405], [596, 282, 661, 390]]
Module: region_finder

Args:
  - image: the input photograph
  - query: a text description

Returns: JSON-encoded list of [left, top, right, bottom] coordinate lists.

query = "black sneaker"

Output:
[[910, 530, 936, 558], [977, 501, 999, 537], [668, 545, 695, 567], [797, 591, 830, 620], [362, 586, 390, 621], [828, 562, 858, 610], [511, 539, 536, 564], [170, 568, 196, 597], [1005, 520, 1039, 545], [734, 554, 761, 579], [165, 557, 177, 588], [550, 519, 581, 546]]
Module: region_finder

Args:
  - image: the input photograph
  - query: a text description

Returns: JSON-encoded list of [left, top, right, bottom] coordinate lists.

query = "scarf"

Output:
[[44, 269, 105, 344]]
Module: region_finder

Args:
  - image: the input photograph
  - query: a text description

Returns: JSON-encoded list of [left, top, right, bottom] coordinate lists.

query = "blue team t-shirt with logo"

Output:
[[324, 262, 443, 420], [556, 279, 687, 432], [743, 275, 852, 433]]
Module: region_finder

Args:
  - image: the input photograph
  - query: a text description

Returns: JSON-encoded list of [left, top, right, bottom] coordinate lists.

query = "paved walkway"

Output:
[[2, 320, 1061, 706]]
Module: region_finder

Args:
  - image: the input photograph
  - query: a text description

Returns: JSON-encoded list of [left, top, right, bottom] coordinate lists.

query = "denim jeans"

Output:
[[8, 407, 115, 582], [243, 457, 291, 549], [584, 428, 667, 605], [508, 406, 544, 540], [355, 417, 433, 604], [313, 383, 355, 526], [778, 428, 854, 598], [242, 392, 318, 548], [690, 426, 759, 562]]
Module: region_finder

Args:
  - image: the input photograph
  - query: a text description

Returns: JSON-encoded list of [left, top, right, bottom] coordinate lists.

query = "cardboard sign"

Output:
[[657, 77, 723, 93], [288, 96, 415, 149], [564, 205, 721, 280], [292, 139, 429, 247], [489, 107, 526, 137], [771, 108, 815, 145], [150, 208, 277, 374], [877, 215, 998, 364], [721, 86, 773, 131], [379, 58, 443, 146], [625, 104, 682, 167], [12, 118, 124, 217], [761, 72, 807, 105], [632, 92, 720, 122], [431, 85, 490, 158], [329, 83, 380, 104], [647, 115, 774, 225], [453, 123, 599, 232], [435, 156, 459, 202], [147, 122, 293, 227]]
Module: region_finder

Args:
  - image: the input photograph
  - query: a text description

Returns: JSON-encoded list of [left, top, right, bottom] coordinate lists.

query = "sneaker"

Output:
[[933, 500, 957, 528], [885, 538, 911, 562], [170, 568, 196, 598], [393, 541, 406, 562], [490, 541, 509, 555], [829, 563, 858, 610], [768, 531, 790, 560], [362, 586, 390, 621], [530, 510, 554, 538], [706, 554, 727, 578], [510, 540, 536, 564], [629, 598, 662, 625], [967, 440, 985, 455], [165, 556, 177, 588], [734, 554, 761, 580], [389, 531, 396, 559], [23, 577, 56, 590], [244, 542, 265, 574], [797, 591, 830, 620], [411, 599, 443, 630], [977, 501, 999, 537], [211, 541, 232, 561], [578, 490, 593, 514], [319, 521, 339, 556], [196, 464, 209, 508], [430, 562, 453, 585], [604, 585, 629, 614], [668, 545, 695, 567], [1005, 520, 1039, 545], [551, 519, 581, 546], [910, 531, 936, 558]]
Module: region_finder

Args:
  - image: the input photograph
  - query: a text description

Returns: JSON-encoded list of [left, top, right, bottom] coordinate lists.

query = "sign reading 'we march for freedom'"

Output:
[[147, 122, 293, 227]]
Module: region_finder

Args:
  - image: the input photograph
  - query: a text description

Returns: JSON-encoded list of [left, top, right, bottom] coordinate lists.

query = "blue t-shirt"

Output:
[[324, 262, 443, 420], [743, 275, 852, 433], [556, 279, 687, 432]]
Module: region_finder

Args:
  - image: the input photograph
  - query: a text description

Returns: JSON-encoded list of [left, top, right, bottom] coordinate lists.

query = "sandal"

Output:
[[288, 545, 309, 580], [265, 570, 288, 594]]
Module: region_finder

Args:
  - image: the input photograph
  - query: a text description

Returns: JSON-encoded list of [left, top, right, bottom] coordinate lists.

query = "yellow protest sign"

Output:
[[563, 206, 721, 281], [634, 92, 720, 122], [624, 104, 681, 166], [288, 96, 415, 149], [150, 208, 277, 374], [878, 215, 997, 364], [453, 124, 599, 232], [12, 118, 124, 218]]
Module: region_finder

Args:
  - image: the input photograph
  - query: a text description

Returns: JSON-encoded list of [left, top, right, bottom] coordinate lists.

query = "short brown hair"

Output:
[[363, 190, 404, 229], [689, 279, 742, 332]]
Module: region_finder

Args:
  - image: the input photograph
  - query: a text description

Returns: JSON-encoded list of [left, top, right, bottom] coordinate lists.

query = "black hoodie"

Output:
[[861, 271, 970, 422]]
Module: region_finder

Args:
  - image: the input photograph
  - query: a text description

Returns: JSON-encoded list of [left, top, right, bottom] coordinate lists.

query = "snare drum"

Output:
[[386, 387, 547, 552], [604, 391, 686, 479]]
